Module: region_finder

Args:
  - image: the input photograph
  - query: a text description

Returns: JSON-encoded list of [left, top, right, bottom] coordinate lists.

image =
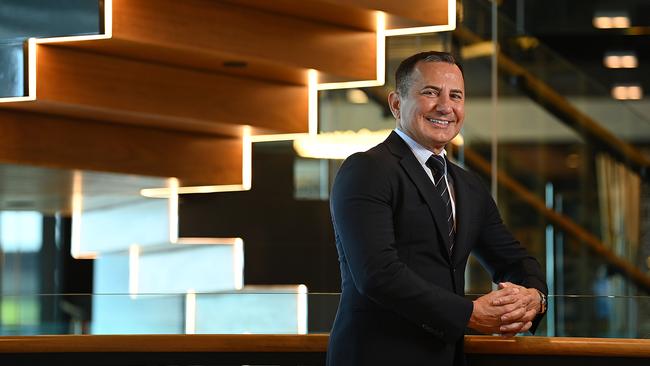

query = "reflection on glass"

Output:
[[0, 43, 24, 98], [0, 211, 43, 335], [0, 0, 101, 98]]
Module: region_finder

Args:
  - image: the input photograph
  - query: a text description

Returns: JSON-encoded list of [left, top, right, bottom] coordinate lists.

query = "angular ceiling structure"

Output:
[[0, 0, 454, 195]]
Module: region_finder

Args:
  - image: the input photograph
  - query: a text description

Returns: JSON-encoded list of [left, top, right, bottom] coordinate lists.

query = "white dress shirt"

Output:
[[394, 128, 456, 223]]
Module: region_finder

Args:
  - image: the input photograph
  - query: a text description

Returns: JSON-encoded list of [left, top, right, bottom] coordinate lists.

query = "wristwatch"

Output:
[[536, 289, 547, 314]]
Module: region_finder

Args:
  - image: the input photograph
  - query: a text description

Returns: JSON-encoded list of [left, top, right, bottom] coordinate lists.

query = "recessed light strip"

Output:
[[604, 52, 638, 68], [611, 85, 643, 100], [593, 11, 630, 29]]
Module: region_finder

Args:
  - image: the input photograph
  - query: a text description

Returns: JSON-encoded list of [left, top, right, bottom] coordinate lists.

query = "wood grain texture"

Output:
[[0, 335, 648, 358], [69, 0, 377, 83], [26, 44, 308, 136], [70, 38, 310, 86], [0, 109, 243, 187], [239, 0, 448, 31], [324, 0, 449, 27], [0, 334, 328, 353], [465, 335, 650, 358], [230, 0, 378, 31]]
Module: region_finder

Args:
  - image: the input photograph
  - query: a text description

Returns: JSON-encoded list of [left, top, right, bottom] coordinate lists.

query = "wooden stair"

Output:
[[0, 0, 453, 189]]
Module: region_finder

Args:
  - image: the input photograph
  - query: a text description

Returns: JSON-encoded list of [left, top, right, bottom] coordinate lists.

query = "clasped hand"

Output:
[[468, 282, 541, 337]]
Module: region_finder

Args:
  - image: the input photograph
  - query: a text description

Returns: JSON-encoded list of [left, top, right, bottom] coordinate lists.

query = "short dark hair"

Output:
[[394, 51, 463, 96]]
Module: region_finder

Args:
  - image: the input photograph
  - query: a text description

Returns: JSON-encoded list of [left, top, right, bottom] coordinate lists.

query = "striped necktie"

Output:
[[426, 155, 455, 252]]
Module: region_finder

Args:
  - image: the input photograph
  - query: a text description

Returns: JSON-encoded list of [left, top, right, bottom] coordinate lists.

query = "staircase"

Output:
[[0, 0, 454, 189]]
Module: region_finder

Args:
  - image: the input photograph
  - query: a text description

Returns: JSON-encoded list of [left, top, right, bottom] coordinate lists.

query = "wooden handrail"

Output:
[[0, 334, 327, 353], [0, 335, 648, 358], [465, 335, 650, 358]]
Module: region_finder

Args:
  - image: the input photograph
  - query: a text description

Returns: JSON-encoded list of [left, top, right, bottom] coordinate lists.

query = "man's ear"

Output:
[[388, 91, 400, 120]]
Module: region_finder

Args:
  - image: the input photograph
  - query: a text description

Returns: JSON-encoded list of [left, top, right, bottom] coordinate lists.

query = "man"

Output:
[[328, 51, 547, 366]]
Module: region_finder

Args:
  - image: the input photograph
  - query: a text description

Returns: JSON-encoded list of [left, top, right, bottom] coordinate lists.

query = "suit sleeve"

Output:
[[470, 172, 548, 332], [331, 152, 473, 343]]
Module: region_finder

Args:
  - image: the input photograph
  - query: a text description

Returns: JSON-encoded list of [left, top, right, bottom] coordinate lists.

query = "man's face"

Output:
[[389, 61, 465, 153]]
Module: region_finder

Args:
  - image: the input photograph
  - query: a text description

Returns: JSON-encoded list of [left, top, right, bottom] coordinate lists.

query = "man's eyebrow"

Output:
[[421, 85, 464, 95]]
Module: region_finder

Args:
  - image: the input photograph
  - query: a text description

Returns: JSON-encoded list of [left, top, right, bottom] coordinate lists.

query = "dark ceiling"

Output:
[[499, 0, 650, 98]]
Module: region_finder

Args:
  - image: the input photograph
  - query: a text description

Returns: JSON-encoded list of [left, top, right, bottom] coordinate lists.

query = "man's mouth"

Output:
[[426, 117, 453, 127]]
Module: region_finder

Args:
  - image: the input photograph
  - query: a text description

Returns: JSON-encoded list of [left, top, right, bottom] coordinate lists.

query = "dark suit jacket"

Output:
[[327, 131, 547, 366]]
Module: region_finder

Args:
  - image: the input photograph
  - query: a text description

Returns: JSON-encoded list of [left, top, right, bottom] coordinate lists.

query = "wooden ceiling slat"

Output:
[[324, 0, 449, 27], [70, 38, 310, 86], [0, 109, 243, 187], [16, 45, 309, 136], [64, 0, 377, 84], [229, 0, 378, 32], [235, 0, 449, 31]]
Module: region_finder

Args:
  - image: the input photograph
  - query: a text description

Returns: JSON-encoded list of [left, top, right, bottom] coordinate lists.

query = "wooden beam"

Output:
[[0, 109, 243, 186], [69, 38, 311, 86], [6, 44, 308, 136], [325, 0, 449, 28], [66, 0, 377, 84], [230, 0, 378, 31], [235, 0, 450, 32]]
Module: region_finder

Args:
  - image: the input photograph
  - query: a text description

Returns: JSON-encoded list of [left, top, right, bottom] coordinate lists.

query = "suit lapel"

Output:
[[384, 132, 453, 261]]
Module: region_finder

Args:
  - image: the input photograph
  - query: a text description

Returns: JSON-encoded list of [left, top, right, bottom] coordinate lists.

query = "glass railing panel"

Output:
[[457, 7, 593, 301], [457, 1, 650, 339], [1, 293, 649, 338]]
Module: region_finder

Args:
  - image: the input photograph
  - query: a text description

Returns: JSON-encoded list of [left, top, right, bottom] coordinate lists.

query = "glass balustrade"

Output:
[[0, 292, 647, 338]]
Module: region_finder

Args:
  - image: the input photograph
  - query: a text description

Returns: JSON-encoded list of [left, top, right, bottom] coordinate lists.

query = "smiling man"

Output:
[[327, 51, 548, 366]]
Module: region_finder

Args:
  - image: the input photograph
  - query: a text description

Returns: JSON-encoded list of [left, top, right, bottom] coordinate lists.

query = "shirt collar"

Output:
[[394, 128, 446, 167]]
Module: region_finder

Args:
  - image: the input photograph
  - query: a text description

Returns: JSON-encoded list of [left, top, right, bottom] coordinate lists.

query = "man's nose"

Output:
[[435, 95, 452, 114]]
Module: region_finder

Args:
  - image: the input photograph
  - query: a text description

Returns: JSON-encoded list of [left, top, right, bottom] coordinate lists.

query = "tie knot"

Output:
[[426, 155, 446, 183]]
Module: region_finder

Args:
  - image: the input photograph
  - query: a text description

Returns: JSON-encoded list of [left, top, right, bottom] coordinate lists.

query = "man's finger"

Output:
[[501, 301, 525, 315], [500, 306, 526, 322], [520, 309, 538, 323], [491, 294, 519, 306], [493, 287, 520, 302], [499, 321, 524, 333]]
